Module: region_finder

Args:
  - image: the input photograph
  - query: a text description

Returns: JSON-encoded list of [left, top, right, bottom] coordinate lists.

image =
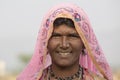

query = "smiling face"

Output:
[[47, 24, 84, 68]]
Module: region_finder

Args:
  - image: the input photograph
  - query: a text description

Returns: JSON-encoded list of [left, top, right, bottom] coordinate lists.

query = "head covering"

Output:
[[17, 3, 113, 80]]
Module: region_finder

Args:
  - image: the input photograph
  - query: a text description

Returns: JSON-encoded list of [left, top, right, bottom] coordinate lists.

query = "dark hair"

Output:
[[53, 17, 75, 28]]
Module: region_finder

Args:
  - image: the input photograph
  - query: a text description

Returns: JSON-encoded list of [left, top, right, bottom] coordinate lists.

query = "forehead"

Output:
[[53, 24, 78, 34]]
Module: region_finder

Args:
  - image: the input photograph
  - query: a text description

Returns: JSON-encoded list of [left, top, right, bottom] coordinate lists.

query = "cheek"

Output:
[[70, 40, 83, 61], [47, 39, 59, 52], [71, 40, 83, 52]]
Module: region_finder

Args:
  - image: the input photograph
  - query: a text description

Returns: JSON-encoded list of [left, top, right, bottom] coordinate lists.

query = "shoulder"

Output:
[[83, 68, 106, 80]]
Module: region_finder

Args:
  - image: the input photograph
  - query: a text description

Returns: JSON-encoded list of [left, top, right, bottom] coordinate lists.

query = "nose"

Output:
[[60, 36, 69, 49]]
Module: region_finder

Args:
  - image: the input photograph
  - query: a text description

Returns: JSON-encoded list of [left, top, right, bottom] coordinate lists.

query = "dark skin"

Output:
[[47, 24, 84, 79]]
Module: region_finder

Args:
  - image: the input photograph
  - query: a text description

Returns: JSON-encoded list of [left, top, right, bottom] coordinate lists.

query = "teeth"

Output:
[[59, 53, 70, 56]]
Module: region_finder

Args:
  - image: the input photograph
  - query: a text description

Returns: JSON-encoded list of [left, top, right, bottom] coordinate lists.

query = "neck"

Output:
[[51, 63, 80, 77]]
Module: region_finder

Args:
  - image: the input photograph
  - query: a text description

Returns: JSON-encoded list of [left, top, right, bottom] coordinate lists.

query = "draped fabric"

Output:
[[17, 3, 113, 80]]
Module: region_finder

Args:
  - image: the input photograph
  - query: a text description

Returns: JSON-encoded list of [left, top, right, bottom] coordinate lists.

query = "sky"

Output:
[[0, 0, 120, 71]]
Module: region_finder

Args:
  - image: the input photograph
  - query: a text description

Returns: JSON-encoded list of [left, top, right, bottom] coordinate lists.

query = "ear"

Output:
[[82, 44, 85, 49]]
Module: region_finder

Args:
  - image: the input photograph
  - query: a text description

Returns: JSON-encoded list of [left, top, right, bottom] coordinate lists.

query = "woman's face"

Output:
[[47, 24, 84, 67]]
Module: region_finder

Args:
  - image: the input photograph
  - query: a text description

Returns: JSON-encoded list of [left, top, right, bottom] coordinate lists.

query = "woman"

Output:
[[17, 3, 113, 80]]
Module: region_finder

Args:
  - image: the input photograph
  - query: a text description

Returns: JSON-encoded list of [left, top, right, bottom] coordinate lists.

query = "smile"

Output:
[[59, 52, 71, 56], [58, 52, 71, 57]]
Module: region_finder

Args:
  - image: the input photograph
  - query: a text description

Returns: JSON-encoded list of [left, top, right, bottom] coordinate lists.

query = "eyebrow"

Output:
[[68, 33, 80, 37], [52, 32, 61, 35], [68, 33, 79, 35]]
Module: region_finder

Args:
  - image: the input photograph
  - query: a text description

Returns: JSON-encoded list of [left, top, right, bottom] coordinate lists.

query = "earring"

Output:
[[82, 49, 86, 55], [82, 49, 84, 54]]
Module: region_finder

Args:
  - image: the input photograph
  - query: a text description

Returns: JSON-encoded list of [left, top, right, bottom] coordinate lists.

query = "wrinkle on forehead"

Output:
[[52, 25, 78, 35]]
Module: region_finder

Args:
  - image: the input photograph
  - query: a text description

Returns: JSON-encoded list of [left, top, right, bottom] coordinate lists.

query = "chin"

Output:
[[56, 62, 73, 68]]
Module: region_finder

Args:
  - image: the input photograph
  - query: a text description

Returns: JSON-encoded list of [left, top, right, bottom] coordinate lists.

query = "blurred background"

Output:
[[0, 0, 120, 80]]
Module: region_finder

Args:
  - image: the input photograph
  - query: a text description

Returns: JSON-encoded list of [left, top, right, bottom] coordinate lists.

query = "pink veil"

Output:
[[17, 3, 113, 80]]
